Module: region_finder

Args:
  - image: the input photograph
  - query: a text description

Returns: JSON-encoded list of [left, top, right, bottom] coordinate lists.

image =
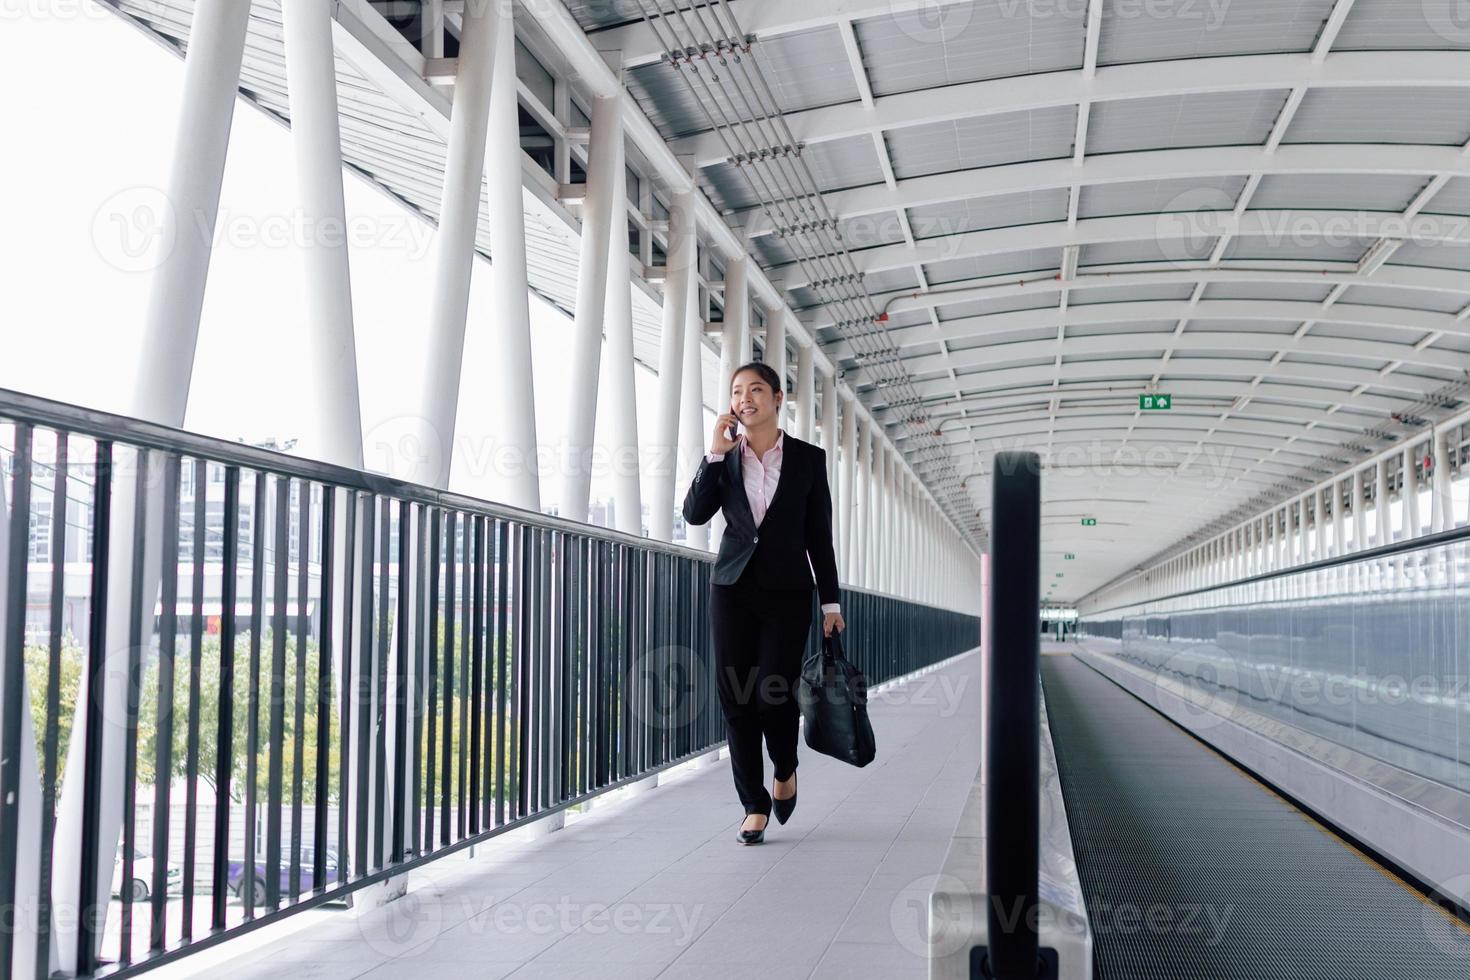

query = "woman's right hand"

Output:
[[710, 412, 739, 455]]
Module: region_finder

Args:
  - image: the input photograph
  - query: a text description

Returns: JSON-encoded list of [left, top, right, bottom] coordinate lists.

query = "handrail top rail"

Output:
[[0, 386, 954, 610], [1081, 521, 1470, 619]]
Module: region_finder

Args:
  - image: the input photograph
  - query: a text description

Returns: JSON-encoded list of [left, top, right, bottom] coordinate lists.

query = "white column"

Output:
[[1352, 469, 1367, 552], [53, 2, 250, 972], [482, 0, 540, 511], [871, 431, 885, 592], [600, 126, 641, 535], [820, 371, 839, 483], [1376, 457, 1392, 545], [925, 503, 934, 603], [711, 259, 745, 554], [723, 255, 749, 378], [421, 2, 498, 490], [1432, 429, 1454, 532], [1314, 488, 1327, 561], [897, 473, 907, 599], [796, 343, 816, 443], [839, 394, 857, 584], [283, 0, 364, 468], [132, 0, 250, 425], [763, 303, 787, 427], [879, 444, 893, 594], [899, 470, 911, 599], [1332, 480, 1346, 556], [1404, 444, 1423, 538], [561, 80, 623, 524], [857, 416, 873, 588], [650, 189, 693, 543], [678, 251, 709, 551]]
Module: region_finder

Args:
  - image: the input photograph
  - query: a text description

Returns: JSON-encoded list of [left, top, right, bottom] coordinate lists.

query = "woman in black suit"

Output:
[[682, 362, 845, 845]]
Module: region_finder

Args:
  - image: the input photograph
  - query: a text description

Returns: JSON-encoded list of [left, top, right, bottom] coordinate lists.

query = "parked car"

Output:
[[228, 847, 340, 906], [111, 847, 182, 902]]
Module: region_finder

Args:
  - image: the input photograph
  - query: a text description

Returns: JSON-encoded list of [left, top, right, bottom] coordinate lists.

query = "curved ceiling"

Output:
[[572, 0, 1470, 602]]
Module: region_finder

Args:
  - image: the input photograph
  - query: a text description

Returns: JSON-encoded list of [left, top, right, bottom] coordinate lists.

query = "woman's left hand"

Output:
[[822, 611, 845, 637]]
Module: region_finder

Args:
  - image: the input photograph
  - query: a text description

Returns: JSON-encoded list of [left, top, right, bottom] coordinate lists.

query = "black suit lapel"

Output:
[[725, 446, 754, 526], [764, 435, 797, 517]]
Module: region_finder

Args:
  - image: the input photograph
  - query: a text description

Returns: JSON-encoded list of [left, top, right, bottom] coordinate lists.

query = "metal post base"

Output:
[[970, 946, 1060, 979]]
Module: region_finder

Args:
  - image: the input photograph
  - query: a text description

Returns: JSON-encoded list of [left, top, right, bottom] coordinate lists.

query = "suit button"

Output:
[[752, 535, 759, 543]]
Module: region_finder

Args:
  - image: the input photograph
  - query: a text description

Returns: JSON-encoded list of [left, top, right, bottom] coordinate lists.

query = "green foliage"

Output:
[[22, 618, 531, 814]]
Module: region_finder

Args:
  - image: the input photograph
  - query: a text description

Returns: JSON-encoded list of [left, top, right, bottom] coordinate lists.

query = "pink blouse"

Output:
[[707, 430, 840, 615]]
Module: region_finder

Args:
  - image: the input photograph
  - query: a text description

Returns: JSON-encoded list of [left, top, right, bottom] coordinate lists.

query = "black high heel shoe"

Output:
[[737, 811, 768, 845], [773, 771, 797, 825]]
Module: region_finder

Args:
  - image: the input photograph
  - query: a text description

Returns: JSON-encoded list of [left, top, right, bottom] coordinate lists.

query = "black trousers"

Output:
[[710, 568, 814, 815]]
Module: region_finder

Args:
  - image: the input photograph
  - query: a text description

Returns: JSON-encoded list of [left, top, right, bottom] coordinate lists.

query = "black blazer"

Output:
[[681, 431, 840, 606]]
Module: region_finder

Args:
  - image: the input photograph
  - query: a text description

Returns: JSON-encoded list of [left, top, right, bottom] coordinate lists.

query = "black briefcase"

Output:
[[797, 631, 876, 767]]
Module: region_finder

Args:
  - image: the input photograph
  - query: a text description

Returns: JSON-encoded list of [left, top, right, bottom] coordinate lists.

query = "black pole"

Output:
[[984, 451, 1042, 979]]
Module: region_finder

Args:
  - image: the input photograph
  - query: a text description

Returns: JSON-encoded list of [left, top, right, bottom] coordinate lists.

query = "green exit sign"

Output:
[[1080, 517, 1097, 526], [1064, 553, 1076, 560], [1139, 393, 1173, 411]]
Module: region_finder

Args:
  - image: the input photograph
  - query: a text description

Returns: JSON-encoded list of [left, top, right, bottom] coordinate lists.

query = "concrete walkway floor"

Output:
[[207, 647, 982, 980]]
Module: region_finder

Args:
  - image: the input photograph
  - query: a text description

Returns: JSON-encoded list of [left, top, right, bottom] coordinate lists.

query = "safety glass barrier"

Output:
[[1079, 529, 1470, 796]]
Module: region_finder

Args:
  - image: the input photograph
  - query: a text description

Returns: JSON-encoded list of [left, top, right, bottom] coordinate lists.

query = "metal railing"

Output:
[[0, 387, 978, 978]]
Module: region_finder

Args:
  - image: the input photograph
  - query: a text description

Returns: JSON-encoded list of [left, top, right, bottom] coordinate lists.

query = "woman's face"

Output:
[[730, 371, 780, 429]]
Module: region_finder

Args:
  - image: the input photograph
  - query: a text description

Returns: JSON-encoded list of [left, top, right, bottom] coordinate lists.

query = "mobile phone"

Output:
[[726, 407, 739, 442]]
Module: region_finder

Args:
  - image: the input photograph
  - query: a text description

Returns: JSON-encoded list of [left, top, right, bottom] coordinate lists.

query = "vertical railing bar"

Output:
[[480, 518, 494, 829], [457, 518, 470, 839], [149, 452, 181, 952], [314, 487, 334, 894], [289, 482, 310, 902], [494, 519, 508, 829], [468, 516, 483, 834], [391, 498, 410, 864], [119, 446, 152, 966], [209, 465, 238, 933], [424, 507, 440, 852], [590, 540, 602, 793], [336, 490, 357, 886], [0, 424, 34, 976], [410, 502, 427, 860], [515, 524, 528, 819], [34, 430, 69, 976], [353, 495, 374, 878], [76, 439, 113, 975], [181, 457, 206, 941], [373, 497, 390, 869], [266, 474, 289, 910], [538, 528, 551, 811], [556, 531, 568, 803], [242, 470, 268, 918], [439, 511, 455, 845]]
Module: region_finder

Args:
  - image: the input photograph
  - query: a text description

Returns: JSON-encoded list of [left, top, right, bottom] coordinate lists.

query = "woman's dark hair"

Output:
[[729, 361, 783, 401]]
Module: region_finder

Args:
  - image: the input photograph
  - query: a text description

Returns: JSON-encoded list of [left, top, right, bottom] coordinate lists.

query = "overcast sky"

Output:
[[1, 3, 678, 523]]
